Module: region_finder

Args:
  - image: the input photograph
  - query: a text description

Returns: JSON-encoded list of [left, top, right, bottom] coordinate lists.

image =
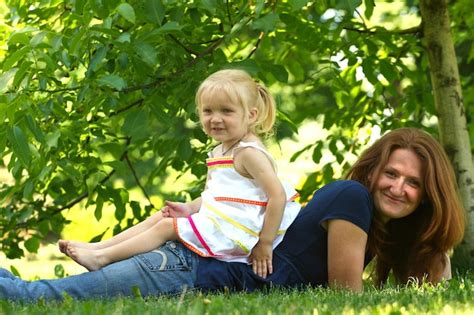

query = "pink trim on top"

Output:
[[207, 159, 233, 167], [187, 215, 216, 256]]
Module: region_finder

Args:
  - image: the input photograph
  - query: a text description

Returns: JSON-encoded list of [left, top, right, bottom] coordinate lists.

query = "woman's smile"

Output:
[[373, 148, 424, 222]]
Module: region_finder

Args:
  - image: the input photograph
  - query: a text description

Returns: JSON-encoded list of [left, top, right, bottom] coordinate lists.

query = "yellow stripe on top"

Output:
[[203, 200, 287, 236], [203, 200, 259, 237]]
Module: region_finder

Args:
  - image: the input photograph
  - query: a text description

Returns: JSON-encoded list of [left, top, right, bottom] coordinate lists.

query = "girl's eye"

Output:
[[223, 108, 234, 113], [202, 108, 212, 113], [384, 171, 396, 178]]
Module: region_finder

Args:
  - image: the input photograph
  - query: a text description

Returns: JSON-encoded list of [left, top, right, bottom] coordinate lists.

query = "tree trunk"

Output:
[[420, 0, 474, 268]]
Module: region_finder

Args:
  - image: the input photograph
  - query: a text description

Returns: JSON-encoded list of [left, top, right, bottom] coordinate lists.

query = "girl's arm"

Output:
[[235, 148, 287, 278], [326, 219, 368, 292]]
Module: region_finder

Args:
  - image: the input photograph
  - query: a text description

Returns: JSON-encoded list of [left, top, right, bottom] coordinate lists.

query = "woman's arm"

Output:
[[326, 219, 368, 292]]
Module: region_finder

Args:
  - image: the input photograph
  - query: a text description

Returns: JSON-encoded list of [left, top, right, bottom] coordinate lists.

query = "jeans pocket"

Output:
[[136, 241, 191, 272]]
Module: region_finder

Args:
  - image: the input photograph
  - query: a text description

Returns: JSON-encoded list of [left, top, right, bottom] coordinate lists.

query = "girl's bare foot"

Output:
[[58, 240, 69, 254], [59, 239, 101, 254], [66, 246, 109, 271]]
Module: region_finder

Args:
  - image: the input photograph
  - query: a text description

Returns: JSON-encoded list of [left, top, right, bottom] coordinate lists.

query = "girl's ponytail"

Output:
[[254, 83, 276, 137]]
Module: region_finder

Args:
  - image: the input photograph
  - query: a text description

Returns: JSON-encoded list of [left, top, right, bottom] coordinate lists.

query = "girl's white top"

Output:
[[174, 141, 301, 263]]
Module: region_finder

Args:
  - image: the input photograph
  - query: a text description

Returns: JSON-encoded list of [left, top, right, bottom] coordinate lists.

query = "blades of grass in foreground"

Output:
[[0, 273, 472, 315]]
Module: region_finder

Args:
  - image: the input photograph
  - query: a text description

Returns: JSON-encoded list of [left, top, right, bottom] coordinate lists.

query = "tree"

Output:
[[419, 0, 473, 268], [0, 0, 472, 268]]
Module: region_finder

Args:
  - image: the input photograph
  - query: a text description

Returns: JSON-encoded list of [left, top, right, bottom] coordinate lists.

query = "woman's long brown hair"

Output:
[[346, 128, 465, 285]]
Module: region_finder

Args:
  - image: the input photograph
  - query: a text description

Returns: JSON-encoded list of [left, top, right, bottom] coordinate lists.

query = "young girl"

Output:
[[59, 69, 301, 278]]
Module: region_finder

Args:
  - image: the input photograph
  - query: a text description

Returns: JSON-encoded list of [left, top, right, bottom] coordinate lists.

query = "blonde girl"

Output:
[[59, 69, 300, 278]]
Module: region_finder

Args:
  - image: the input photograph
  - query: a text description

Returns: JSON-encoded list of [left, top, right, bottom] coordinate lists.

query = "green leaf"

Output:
[[227, 59, 260, 75], [69, 28, 87, 57], [178, 140, 192, 160], [336, 0, 362, 15], [289, 0, 309, 11], [117, 3, 136, 24], [0, 68, 18, 92], [251, 13, 280, 33], [54, 264, 65, 278], [97, 74, 127, 90], [24, 237, 40, 253], [29, 31, 47, 48], [379, 59, 398, 83], [268, 64, 288, 83], [26, 114, 45, 143], [312, 144, 323, 163], [86, 172, 104, 195], [199, 0, 217, 14], [13, 61, 32, 88], [130, 200, 142, 219], [134, 42, 157, 66], [290, 144, 311, 163], [157, 21, 182, 33], [10, 265, 21, 278], [23, 179, 34, 201], [94, 194, 104, 221], [88, 46, 108, 73], [8, 27, 36, 45], [99, 142, 124, 160], [277, 111, 298, 133], [364, 0, 375, 19], [122, 109, 149, 140], [46, 129, 61, 149], [361, 59, 378, 85], [145, 0, 165, 25], [58, 160, 82, 183], [255, 0, 265, 16], [8, 126, 32, 168], [90, 228, 109, 242], [3, 47, 30, 71], [109, 188, 126, 221]]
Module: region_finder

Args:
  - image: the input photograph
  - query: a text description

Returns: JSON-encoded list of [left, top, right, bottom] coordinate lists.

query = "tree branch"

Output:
[[124, 152, 156, 209], [343, 25, 422, 36], [247, 31, 265, 59], [168, 34, 200, 56]]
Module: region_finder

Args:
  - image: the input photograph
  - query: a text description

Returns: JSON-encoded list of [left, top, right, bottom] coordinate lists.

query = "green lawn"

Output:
[[1, 273, 472, 314]]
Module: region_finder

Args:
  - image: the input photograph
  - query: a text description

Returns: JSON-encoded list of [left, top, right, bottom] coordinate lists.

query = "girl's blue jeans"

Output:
[[0, 241, 199, 301]]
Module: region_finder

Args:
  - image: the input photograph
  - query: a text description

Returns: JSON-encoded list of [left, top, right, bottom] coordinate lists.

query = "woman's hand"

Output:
[[161, 201, 193, 218], [249, 240, 273, 278]]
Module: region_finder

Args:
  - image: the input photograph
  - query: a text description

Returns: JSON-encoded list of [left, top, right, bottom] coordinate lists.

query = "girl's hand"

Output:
[[161, 201, 193, 218], [249, 240, 273, 278]]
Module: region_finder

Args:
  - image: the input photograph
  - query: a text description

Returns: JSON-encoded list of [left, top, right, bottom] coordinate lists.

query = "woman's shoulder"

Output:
[[310, 180, 373, 232], [322, 180, 369, 195], [314, 180, 371, 208]]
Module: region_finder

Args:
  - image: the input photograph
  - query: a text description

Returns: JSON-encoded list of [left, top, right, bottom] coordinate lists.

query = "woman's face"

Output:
[[372, 148, 425, 223]]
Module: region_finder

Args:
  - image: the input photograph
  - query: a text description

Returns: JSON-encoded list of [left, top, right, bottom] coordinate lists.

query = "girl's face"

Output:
[[372, 148, 425, 223], [199, 91, 255, 148]]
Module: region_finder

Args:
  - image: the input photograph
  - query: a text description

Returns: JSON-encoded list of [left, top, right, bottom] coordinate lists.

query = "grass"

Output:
[[0, 273, 472, 314]]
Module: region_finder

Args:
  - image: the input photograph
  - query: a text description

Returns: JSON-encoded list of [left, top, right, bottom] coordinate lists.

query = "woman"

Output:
[[0, 128, 466, 300]]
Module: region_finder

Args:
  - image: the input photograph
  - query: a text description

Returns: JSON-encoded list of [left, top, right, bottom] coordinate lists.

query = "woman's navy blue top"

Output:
[[194, 180, 373, 292]]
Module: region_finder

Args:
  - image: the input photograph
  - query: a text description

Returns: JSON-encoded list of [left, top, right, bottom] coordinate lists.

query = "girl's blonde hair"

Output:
[[195, 69, 276, 137]]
